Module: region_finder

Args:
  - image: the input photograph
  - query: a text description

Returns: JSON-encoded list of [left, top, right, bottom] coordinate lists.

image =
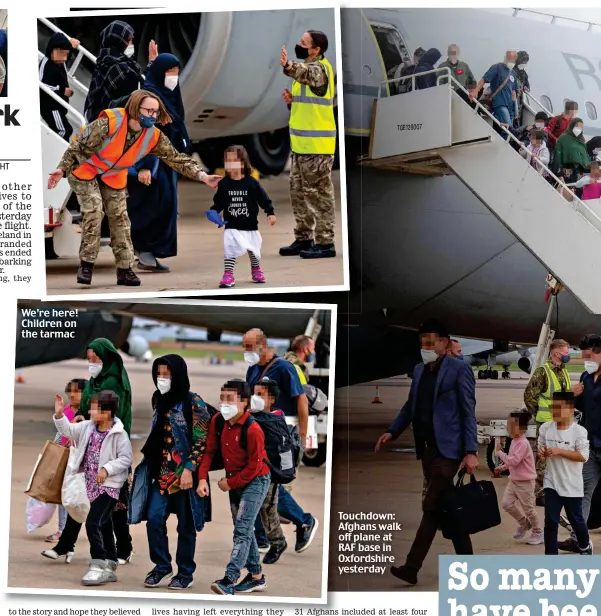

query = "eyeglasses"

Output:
[[140, 107, 159, 118]]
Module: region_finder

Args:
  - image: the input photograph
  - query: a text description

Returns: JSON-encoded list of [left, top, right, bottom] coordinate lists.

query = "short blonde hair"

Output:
[[125, 90, 172, 125], [550, 339, 569, 351]]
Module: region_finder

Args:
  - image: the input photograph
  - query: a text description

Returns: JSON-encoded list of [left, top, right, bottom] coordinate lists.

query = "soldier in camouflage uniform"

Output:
[[284, 335, 315, 384], [48, 90, 220, 287], [279, 31, 337, 260]]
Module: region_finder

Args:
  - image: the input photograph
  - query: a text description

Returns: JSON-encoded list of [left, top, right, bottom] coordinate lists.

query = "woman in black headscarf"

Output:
[[515, 51, 530, 126], [137, 355, 211, 590], [125, 53, 190, 272]]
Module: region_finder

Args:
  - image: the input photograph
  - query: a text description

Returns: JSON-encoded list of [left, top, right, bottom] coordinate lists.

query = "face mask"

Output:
[[585, 361, 600, 375], [421, 349, 438, 365], [535, 122, 545, 129], [225, 162, 242, 172], [244, 351, 260, 366], [124, 45, 135, 58], [139, 114, 156, 129], [560, 354, 571, 364], [573, 127, 583, 137], [157, 378, 171, 394], [517, 64, 526, 70], [89, 363, 102, 377], [455, 354, 464, 361], [295, 44, 310, 60], [250, 395, 265, 412], [164, 75, 178, 90], [506, 62, 515, 70], [219, 403, 239, 421], [306, 352, 316, 363]]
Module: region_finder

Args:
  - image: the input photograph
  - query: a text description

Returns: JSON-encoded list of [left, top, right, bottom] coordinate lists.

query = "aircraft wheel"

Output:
[[302, 442, 327, 467], [486, 437, 512, 475], [491, 370, 499, 380], [477, 370, 483, 379], [244, 128, 290, 176]]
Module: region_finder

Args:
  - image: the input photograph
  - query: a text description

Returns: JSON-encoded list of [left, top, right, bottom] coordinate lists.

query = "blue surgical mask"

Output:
[[139, 115, 156, 129], [307, 352, 315, 363], [455, 354, 464, 361], [561, 354, 571, 364]]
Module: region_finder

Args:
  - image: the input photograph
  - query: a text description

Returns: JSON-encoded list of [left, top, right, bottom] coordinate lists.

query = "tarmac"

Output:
[[45, 171, 344, 296], [9, 357, 327, 599], [329, 371, 590, 593]]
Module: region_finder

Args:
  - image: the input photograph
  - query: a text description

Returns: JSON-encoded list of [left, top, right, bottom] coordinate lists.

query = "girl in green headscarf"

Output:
[[552, 117, 590, 180], [79, 338, 132, 435], [42, 338, 134, 564]]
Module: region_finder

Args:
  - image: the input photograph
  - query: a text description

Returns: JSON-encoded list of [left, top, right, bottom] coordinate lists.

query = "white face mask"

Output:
[[535, 122, 545, 129], [164, 75, 178, 90], [244, 351, 260, 366], [124, 45, 135, 58], [506, 62, 515, 70], [88, 363, 102, 377], [585, 360, 600, 375], [421, 349, 439, 365], [517, 64, 526, 70], [219, 403, 239, 421], [250, 395, 265, 412], [157, 378, 171, 394], [574, 127, 583, 137]]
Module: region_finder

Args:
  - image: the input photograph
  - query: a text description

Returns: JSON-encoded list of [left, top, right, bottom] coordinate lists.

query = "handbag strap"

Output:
[[490, 70, 512, 101], [259, 356, 282, 380], [455, 467, 477, 487]]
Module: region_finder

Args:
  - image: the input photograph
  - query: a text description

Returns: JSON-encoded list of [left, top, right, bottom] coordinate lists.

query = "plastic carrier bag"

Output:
[[25, 497, 56, 533], [61, 446, 90, 524]]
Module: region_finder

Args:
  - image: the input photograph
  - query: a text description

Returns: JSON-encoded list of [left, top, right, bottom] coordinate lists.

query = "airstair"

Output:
[[38, 17, 99, 259], [361, 68, 601, 314]]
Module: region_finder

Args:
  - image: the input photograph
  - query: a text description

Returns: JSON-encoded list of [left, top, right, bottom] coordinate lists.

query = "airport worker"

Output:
[[438, 45, 476, 102], [279, 30, 337, 260], [47, 90, 221, 288], [559, 334, 601, 553], [139, 355, 211, 590], [375, 318, 479, 586], [284, 334, 315, 384], [523, 338, 576, 506]]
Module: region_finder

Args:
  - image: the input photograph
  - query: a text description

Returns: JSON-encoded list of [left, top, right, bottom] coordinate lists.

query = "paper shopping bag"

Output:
[[25, 440, 70, 504]]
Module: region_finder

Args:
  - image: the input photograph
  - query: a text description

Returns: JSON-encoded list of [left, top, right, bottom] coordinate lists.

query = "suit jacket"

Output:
[[387, 355, 478, 460]]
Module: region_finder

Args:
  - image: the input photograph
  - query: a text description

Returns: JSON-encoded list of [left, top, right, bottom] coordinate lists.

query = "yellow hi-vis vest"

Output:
[[536, 361, 572, 423], [289, 57, 337, 155], [293, 363, 308, 385]]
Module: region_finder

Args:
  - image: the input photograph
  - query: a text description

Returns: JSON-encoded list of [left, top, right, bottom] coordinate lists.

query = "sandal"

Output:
[[45, 532, 62, 543]]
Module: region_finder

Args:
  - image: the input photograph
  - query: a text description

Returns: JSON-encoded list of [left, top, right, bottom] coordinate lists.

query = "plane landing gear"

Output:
[[502, 370, 511, 380], [477, 369, 499, 380]]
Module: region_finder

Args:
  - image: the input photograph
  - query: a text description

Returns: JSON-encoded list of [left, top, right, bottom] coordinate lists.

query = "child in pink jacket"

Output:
[[46, 378, 86, 543], [495, 411, 543, 545]]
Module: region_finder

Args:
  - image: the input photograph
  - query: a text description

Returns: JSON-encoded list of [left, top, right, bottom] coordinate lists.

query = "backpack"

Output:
[[303, 383, 328, 414]]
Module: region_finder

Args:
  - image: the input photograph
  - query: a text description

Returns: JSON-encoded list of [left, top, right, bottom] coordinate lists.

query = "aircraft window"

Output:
[[370, 23, 411, 74], [540, 95, 553, 113], [586, 101, 598, 121]]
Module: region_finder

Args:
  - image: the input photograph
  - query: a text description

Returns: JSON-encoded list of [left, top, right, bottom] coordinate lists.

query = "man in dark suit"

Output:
[[375, 318, 479, 586]]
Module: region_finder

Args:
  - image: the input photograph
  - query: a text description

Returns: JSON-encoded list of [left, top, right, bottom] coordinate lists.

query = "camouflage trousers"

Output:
[[68, 175, 134, 269], [259, 482, 285, 549], [289, 153, 336, 245], [534, 421, 546, 500]]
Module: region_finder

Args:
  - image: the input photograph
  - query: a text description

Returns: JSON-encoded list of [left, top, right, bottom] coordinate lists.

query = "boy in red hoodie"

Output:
[[197, 379, 270, 595]]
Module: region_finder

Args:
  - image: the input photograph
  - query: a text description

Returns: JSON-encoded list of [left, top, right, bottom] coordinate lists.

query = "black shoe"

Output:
[[264, 540, 287, 564], [168, 575, 194, 590], [144, 568, 173, 588], [299, 243, 336, 259], [295, 517, 319, 553], [390, 565, 418, 585], [117, 267, 141, 286], [558, 538, 580, 553], [211, 576, 236, 595], [234, 572, 267, 593], [279, 239, 314, 256], [77, 261, 94, 285]]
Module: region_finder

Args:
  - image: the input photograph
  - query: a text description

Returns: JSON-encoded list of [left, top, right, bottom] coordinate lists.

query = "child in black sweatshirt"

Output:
[[210, 145, 276, 288]]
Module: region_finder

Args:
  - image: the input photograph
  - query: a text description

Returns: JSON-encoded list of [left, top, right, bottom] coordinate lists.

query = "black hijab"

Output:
[[141, 354, 191, 477]]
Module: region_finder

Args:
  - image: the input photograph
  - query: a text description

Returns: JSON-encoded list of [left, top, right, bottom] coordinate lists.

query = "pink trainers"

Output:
[[513, 519, 532, 540], [251, 266, 266, 283], [219, 272, 235, 288], [526, 530, 544, 545]]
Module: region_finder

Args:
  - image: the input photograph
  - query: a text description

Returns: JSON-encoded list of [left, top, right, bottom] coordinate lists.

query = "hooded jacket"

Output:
[[84, 20, 142, 122], [552, 117, 590, 173], [39, 32, 72, 113], [515, 51, 530, 92], [415, 48, 442, 91]]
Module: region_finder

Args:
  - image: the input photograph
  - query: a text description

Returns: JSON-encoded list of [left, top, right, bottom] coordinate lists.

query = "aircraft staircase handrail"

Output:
[[378, 67, 601, 233], [511, 8, 601, 31], [38, 16, 97, 80], [522, 91, 553, 119], [39, 81, 87, 135]]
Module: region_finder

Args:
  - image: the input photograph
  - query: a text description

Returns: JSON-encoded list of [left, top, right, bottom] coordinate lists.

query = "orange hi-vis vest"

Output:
[[72, 108, 161, 190]]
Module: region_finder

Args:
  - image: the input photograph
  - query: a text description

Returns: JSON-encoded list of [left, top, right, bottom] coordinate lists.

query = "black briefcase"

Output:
[[440, 469, 501, 539]]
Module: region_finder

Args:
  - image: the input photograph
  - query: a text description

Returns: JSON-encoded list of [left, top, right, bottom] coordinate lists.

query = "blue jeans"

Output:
[[146, 482, 197, 582], [227, 474, 270, 582], [58, 505, 68, 533], [493, 105, 512, 140], [571, 447, 601, 542], [544, 487, 589, 555], [254, 484, 314, 541]]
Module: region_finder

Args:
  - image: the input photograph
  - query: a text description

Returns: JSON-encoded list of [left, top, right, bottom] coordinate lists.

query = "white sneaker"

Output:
[[118, 552, 133, 566], [526, 530, 544, 545]]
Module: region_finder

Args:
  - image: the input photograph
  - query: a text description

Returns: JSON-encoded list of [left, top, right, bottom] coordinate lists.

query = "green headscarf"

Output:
[[552, 117, 590, 173], [78, 338, 133, 436]]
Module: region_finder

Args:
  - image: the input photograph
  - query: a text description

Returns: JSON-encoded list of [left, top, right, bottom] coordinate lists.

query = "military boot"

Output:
[[77, 261, 94, 285], [117, 268, 141, 286]]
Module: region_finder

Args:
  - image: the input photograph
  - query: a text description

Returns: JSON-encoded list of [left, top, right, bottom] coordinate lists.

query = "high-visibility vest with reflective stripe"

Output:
[[72, 108, 161, 189], [536, 361, 572, 423], [289, 57, 336, 155], [293, 363, 308, 385]]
